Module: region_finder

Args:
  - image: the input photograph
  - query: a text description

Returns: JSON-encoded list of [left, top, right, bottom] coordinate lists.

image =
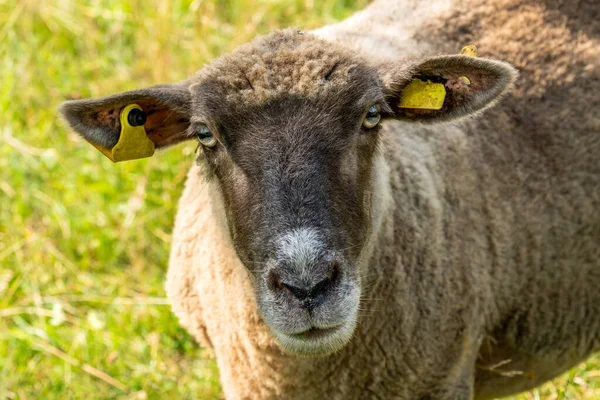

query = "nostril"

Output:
[[268, 260, 342, 306], [268, 270, 310, 300], [281, 282, 309, 300], [309, 260, 341, 299], [309, 278, 331, 299]]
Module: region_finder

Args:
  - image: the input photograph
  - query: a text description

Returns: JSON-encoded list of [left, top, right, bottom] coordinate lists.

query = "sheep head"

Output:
[[60, 29, 517, 356]]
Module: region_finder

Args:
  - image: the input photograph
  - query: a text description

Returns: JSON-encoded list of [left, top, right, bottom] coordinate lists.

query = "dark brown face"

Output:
[[190, 62, 386, 354]]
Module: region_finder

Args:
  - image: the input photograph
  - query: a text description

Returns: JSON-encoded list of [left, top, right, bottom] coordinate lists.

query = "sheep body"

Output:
[[166, 1, 600, 399]]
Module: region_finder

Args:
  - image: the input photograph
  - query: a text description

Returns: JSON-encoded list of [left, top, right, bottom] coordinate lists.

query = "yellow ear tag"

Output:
[[109, 104, 155, 162], [460, 45, 478, 57], [398, 79, 446, 110]]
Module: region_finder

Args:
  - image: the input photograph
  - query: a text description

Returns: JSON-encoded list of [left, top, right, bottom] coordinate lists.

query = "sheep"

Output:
[[59, 0, 600, 398]]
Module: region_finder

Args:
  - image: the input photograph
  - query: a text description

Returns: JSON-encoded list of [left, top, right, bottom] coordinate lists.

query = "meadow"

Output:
[[0, 0, 598, 398]]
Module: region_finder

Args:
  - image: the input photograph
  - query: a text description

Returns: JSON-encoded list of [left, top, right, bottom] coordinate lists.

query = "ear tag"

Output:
[[460, 45, 478, 57], [398, 79, 446, 110], [109, 104, 155, 162]]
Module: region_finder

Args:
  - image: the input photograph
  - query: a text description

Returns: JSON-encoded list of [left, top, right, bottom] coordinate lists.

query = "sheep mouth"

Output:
[[272, 319, 356, 356], [288, 326, 342, 341]]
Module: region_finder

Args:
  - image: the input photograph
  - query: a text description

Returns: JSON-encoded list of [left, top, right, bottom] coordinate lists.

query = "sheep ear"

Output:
[[59, 82, 192, 161], [382, 55, 517, 123]]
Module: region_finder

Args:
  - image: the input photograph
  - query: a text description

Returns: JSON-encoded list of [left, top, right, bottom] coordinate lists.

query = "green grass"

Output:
[[0, 0, 598, 399]]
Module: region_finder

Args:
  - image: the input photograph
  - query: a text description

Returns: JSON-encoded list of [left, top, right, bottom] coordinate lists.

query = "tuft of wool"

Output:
[[193, 29, 360, 107]]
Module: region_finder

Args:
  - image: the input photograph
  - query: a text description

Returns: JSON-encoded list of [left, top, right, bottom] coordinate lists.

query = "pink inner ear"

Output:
[[442, 69, 496, 94], [87, 108, 120, 134], [145, 109, 190, 147], [445, 76, 471, 93]]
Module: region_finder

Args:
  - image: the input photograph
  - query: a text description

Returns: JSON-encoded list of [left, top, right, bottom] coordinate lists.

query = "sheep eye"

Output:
[[196, 124, 217, 147], [362, 105, 381, 129]]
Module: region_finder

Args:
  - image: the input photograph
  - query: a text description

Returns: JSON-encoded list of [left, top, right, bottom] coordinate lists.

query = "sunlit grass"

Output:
[[0, 0, 597, 398]]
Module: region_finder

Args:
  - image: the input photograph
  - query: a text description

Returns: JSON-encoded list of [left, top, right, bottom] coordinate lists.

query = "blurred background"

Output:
[[0, 0, 598, 399]]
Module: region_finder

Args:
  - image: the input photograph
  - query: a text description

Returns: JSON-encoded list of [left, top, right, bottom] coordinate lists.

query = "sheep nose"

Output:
[[268, 261, 341, 311]]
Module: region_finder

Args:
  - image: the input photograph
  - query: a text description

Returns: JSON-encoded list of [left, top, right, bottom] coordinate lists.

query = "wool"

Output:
[[166, 2, 599, 398], [192, 29, 360, 109]]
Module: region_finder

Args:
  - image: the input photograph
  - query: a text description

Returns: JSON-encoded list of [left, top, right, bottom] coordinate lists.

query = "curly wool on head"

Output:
[[192, 28, 361, 107]]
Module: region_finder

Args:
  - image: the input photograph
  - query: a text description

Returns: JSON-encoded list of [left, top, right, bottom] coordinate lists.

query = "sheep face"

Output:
[[189, 31, 385, 356], [194, 86, 383, 356], [60, 29, 517, 357]]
